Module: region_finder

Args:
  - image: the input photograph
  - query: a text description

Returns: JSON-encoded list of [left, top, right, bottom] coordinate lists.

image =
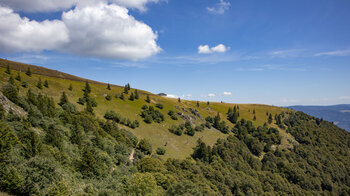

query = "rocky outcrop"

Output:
[[0, 92, 27, 117]]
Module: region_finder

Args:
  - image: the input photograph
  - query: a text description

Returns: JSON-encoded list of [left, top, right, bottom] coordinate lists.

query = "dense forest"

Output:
[[1, 66, 350, 195]]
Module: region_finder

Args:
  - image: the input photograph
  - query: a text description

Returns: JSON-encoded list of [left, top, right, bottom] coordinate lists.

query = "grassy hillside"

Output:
[[0, 59, 291, 159], [1, 59, 350, 195]]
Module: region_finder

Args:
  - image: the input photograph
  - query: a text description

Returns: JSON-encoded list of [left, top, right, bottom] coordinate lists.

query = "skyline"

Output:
[[0, 0, 349, 106]]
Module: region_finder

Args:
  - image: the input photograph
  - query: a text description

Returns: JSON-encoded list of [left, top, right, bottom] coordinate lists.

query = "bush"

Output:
[[21, 81, 28, 88], [137, 139, 152, 155], [105, 94, 112, 101], [155, 103, 163, 109], [104, 110, 122, 123], [2, 84, 19, 104], [140, 106, 164, 124], [168, 110, 178, 120], [156, 147, 166, 155]]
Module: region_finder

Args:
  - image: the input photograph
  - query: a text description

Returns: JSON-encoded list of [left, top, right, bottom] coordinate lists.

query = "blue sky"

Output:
[[0, 0, 350, 106]]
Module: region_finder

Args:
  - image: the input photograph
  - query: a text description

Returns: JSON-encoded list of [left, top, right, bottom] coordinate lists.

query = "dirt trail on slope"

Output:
[[129, 149, 135, 162]]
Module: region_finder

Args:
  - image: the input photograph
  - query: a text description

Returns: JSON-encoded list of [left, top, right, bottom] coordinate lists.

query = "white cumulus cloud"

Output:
[[0, 6, 69, 52], [223, 92, 232, 95], [62, 3, 161, 60], [207, 0, 230, 15], [112, 0, 162, 11], [198, 45, 212, 54], [198, 44, 229, 54], [0, 0, 161, 12], [208, 93, 216, 97], [0, 3, 161, 60], [0, 0, 78, 12]]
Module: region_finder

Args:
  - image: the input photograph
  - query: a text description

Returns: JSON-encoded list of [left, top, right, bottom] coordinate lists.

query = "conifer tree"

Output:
[[127, 83, 131, 90], [5, 65, 11, 74], [26, 67, 32, 76], [135, 90, 139, 99], [68, 84, 73, 91], [268, 113, 273, 124], [146, 95, 150, 103], [178, 97, 181, 103], [253, 115, 256, 121], [120, 93, 125, 100], [197, 101, 200, 107], [107, 83, 111, 90], [124, 84, 129, 94], [8, 76, 15, 85], [83, 81, 91, 94], [253, 109, 256, 114], [37, 78, 43, 89], [15, 72, 21, 81], [207, 101, 210, 105], [129, 92, 135, 101], [44, 80, 49, 88], [59, 92, 69, 106]]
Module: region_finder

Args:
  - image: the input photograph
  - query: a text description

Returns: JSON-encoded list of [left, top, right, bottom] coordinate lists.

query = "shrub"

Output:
[[155, 103, 163, 109], [137, 139, 152, 155], [156, 147, 166, 155]]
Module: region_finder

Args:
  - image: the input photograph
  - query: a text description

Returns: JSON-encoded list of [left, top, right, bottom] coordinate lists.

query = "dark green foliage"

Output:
[[178, 97, 180, 103], [36, 78, 43, 89], [169, 125, 184, 136], [25, 68, 31, 76], [137, 139, 152, 155], [0, 104, 4, 119], [253, 115, 256, 121], [135, 90, 139, 99], [156, 147, 166, 155], [105, 94, 111, 101], [169, 122, 198, 136], [8, 76, 15, 85], [68, 84, 73, 91], [268, 113, 273, 124], [207, 101, 209, 105], [2, 84, 19, 104], [15, 72, 21, 81], [145, 95, 150, 103], [21, 81, 28, 88], [104, 110, 139, 129], [5, 65, 11, 74], [184, 121, 195, 136], [124, 84, 129, 94], [168, 110, 178, 120], [58, 91, 68, 106], [106, 83, 111, 90], [119, 93, 125, 100], [227, 106, 239, 124], [140, 105, 164, 124], [43, 80, 49, 88], [129, 92, 134, 101], [206, 113, 229, 134], [155, 103, 163, 109], [197, 101, 200, 107]]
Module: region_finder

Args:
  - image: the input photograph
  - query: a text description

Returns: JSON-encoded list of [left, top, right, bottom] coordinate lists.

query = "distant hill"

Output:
[[288, 104, 350, 132]]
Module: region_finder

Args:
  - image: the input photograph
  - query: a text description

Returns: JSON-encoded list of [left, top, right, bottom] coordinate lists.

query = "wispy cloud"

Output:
[[237, 64, 306, 72], [223, 92, 232, 95], [314, 49, 350, 57], [269, 49, 304, 58], [208, 93, 216, 97], [207, 0, 230, 14]]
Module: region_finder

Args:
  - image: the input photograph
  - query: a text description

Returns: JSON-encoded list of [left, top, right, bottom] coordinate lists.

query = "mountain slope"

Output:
[[1, 59, 349, 195], [0, 59, 290, 159], [288, 105, 350, 132]]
